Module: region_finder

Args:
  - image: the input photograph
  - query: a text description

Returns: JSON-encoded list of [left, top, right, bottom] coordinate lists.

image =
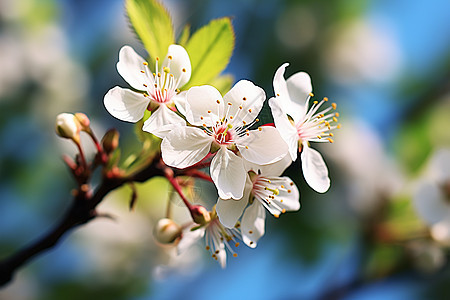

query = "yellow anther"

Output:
[[258, 127, 262, 131], [175, 88, 180, 93], [143, 62, 148, 66], [317, 135, 322, 139], [168, 55, 173, 59], [255, 118, 259, 122], [323, 97, 328, 101], [202, 123, 206, 127], [243, 97, 247, 100], [335, 112, 340, 117], [265, 187, 280, 195], [329, 133, 334, 137], [332, 103, 337, 109], [228, 102, 232, 106], [182, 68, 186, 72], [281, 185, 285, 188], [290, 182, 294, 186], [157, 72, 161, 77], [248, 109, 252, 113], [327, 138, 334, 143], [245, 146, 249, 149], [313, 101, 318, 104], [282, 209, 286, 214], [276, 93, 280, 96], [140, 70, 145, 73], [230, 116, 233, 119], [239, 105, 243, 109], [337, 123, 342, 129], [233, 253, 238, 257], [143, 83, 148, 87], [249, 230, 253, 234], [287, 189, 292, 193], [206, 246, 210, 250], [274, 214, 280, 218], [242, 120, 247, 125], [207, 110, 211, 113], [333, 117, 338, 122], [156, 57, 160, 61], [309, 92, 314, 97], [235, 242, 240, 247], [280, 199, 284, 203], [216, 100, 221, 104], [200, 116, 204, 120]]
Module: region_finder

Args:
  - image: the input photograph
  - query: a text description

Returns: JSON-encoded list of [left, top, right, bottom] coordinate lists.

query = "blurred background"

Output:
[[1, 0, 449, 299]]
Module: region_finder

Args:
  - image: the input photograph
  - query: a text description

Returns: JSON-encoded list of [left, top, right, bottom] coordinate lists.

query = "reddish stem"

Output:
[[185, 169, 213, 182]]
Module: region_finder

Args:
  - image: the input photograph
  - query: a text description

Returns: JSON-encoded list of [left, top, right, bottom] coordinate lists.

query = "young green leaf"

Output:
[[184, 17, 235, 89], [126, 0, 175, 60], [178, 24, 191, 46]]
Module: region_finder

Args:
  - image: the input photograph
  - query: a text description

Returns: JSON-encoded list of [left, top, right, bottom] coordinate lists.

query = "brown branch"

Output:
[[0, 155, 167, 287]]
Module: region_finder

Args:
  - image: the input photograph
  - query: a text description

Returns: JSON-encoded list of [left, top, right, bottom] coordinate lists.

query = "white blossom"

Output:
[[269, 63, 339, 193], [104, 45, 191, 138], [216, 155, 300, 247], [162, 80, 288, 199]]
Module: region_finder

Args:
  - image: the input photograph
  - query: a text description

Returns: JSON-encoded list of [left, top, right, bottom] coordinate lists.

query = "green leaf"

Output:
[[178, 24, 191, 46], [126, 0, 175, 60], [209, 74, 234, 94], [184, 17, 235, 89]]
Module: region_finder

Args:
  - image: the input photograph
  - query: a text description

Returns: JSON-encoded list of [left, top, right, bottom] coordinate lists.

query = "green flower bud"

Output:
[[101, 129, 120, 154]]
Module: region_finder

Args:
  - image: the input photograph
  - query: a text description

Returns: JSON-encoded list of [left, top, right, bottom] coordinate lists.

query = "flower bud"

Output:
[[55, 113, 81, 141], [74, 112, 91, 132], [191, 205, 211, 226], [101, 129, 120, 154], [154, 218, 182, 244]]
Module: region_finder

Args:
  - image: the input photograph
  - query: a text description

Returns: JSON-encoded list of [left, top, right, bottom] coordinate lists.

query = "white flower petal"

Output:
[[116, 45, 147, 91], [185, 85, 223, 126], [161, 126, 212, 169], [216, 178, 253, 228], [273, 63, 290, 104], [142, 105, 186, 138], [177, 226, 205, 255], [210, 148, 246, 199], [285, 71, 311, 122], [223, 80, 266, 125], [301, 145, 330, 193], [163, 44, 191, 88], [241, 201, 266, 248], [104, 86, 149, 122], [269, 97, 299, 161], [173, 90, 188, 116], [237, 126, 288, 165], [244, 152, 293, 177], [272, 176, 300, 211]]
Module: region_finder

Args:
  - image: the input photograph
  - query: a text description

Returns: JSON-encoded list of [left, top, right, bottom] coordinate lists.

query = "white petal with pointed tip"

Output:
[[216, 178, 252, 228], [241, 201, 266, 248], [163, 44, 191, 88], [223, 79, 266, 125], [116, 45, 147, 91], [210, 148, 246, 199], [142, 105, 186, 138], [104, 86, 149, 122], [273, 63, 290, 104], [301, 145, 330, 193], [237, 126, 288, 165], [161, 126, 212, 169], [269, 97, 299, 161], [185, 85, 224, 126]]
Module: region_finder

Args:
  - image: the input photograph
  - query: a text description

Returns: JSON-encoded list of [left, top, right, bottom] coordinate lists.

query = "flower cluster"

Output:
[[104, 44, 339, 267]]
